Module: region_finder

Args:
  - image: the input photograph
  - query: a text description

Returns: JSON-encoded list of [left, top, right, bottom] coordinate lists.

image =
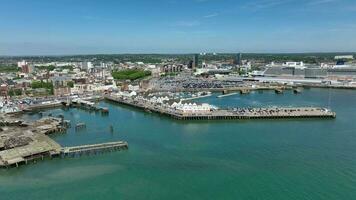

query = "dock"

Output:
[[181, 94, 212, 101], [26, 101, 62, 111], [217, 92, 238, 98], [60, 141, 128, 157], [75, 123, 86, 130], [105, 95, 336, 121], [293, 87, 303, 94], [0, 133, 62, 168], [275, 88, 284, 94], [23, 96, 108, 115], [66, 99, 109, 114]]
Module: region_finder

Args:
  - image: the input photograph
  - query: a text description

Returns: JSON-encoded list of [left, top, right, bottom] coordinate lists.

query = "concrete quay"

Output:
[[105, 95, 336, 121], [151, 84, 291, 93]]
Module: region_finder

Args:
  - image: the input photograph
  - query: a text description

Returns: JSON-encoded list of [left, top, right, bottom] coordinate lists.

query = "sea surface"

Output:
[[1, 88, 356, 200]]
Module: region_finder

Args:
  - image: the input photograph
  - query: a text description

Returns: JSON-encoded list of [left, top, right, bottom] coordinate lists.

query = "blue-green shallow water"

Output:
[[1, 88, 356, 200]]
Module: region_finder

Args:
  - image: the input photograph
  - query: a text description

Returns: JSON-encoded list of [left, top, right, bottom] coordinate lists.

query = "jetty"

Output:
[[275, 88, 284, 94], [181, 93, 212, 101], [64, 99, 109, 114], [240, 89, 251, 94], [26, 101, 62, 111], [60, 141, 128, 157], [293, 87, 303, 94], [75, 123, 86, 130], [105, 95, 336, 121], [23, 96, 108, 114], [217, 92, 238, 98]]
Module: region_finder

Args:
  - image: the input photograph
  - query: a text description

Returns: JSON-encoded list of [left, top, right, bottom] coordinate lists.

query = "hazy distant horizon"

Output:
[[1, 51, 355, 58], [1, 0, 356, 55]]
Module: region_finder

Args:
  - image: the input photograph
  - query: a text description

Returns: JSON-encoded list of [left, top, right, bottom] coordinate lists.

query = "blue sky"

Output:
[[0, 0, 356, 55]]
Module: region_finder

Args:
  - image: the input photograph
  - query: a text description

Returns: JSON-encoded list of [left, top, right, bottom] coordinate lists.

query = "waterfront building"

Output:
[[171, 102, 216, 114]]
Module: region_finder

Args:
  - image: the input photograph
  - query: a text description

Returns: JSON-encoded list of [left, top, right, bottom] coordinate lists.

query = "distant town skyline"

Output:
[[1, 0, 356, 55]]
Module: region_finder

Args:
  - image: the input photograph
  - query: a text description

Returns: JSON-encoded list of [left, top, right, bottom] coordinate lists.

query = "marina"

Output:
[[1, 88, 355, 200], [1, 1, 356, 198], [0, 88, 337, 168]]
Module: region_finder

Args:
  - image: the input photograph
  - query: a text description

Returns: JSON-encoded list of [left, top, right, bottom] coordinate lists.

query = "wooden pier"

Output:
[[0, 140, 128, 168], [60, 141, 128, 157]]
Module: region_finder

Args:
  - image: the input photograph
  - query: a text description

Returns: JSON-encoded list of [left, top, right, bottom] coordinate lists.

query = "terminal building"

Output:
[[262, 57, 356, 78], [161, 64, 183, 73]]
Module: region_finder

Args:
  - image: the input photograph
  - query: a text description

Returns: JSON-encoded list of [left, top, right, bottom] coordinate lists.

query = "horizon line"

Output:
[[1, 51, 356, 58]]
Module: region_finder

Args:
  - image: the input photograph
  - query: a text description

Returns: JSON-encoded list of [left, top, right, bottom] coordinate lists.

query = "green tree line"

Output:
[[112, 69, 151, 80], [31, 80, 54, 95], [0, 66, 20, 73]]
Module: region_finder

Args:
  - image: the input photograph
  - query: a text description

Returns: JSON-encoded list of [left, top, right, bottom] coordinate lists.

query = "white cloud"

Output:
[[173, 20, 201, 27], [307, 0, 338, 5], [203, 13, 219, 18], [242, 0, 293, 10]]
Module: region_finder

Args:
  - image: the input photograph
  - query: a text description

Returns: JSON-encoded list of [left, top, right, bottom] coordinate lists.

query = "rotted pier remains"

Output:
[[0, 114, 127, 168]]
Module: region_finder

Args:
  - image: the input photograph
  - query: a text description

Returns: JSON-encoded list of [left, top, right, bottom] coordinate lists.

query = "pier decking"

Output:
[[24, 96, 107, 114], [217, 92, 238, 98], [181, 94, 212, 101], [105, 95, 336, 121], [62, 99, 109, 114], [0, 133, 62, 168], [60, 141, 128, 157]]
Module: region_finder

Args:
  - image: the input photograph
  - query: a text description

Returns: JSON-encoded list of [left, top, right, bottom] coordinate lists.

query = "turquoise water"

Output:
[[1, 88, 356, 200]]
